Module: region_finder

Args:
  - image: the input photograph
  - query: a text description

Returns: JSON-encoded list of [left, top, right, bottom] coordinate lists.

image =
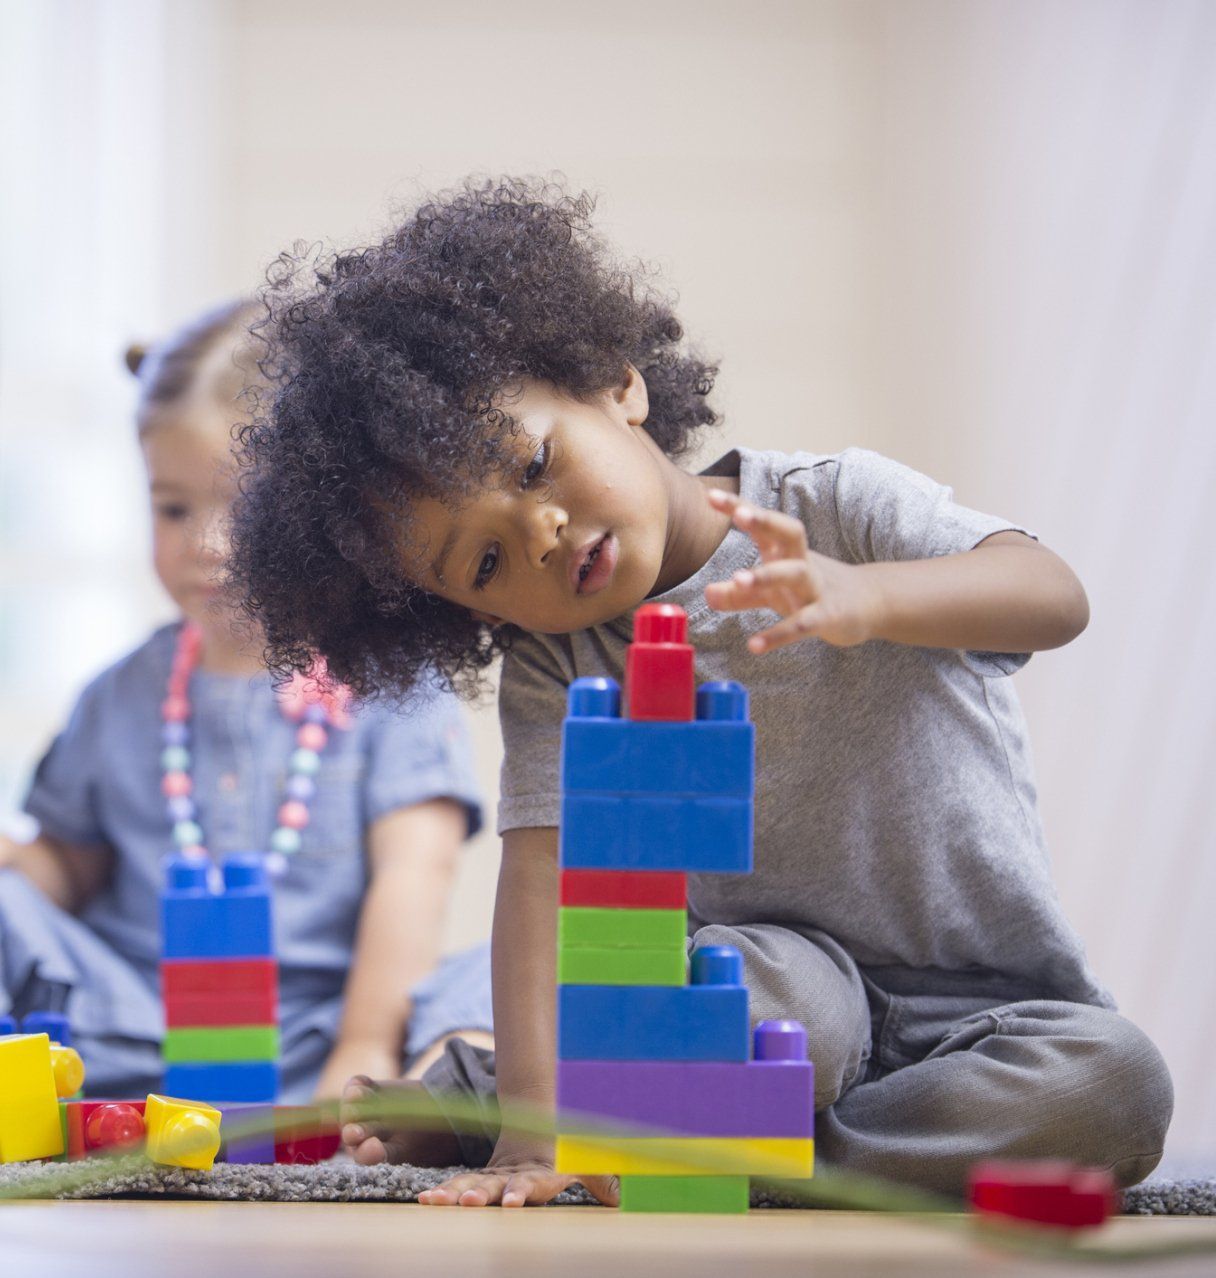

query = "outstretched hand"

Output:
[[703, 488, 884, 653]]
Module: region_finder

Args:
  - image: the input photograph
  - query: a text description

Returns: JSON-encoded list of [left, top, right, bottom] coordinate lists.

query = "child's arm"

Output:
[[418, 825, 618, 1208], [704, 491, 1089, 655], [312, 797, 467, 1099], [0, 832, 113, 913]]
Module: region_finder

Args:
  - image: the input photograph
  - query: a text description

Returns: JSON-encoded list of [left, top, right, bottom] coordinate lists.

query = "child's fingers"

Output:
[[705, 560, 818, 615], [418, 1171, 508, 1206], [708, 489, 807, 561], [748, 604, 829, 654]]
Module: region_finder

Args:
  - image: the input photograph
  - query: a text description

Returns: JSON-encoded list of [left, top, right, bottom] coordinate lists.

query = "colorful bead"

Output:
[[277, 801, 310, 830], [285, 774, 316, 802], [289, 748, 322, 776], [166, 795, 196, 822], [172, 820, 205, 847], [296, 723, 328, 752], [180, 844, 208, 860], [161, 695, 190, 722], [270, 827, 303, 855], [162, 771, 193, 799], [161, 746, 191, 772], [162, 722, 190, 747]]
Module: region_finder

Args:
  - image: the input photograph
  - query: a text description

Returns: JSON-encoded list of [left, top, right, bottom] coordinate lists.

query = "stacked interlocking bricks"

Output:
[[555, 603, 815, 1213], [160, 854, 280, 1162]]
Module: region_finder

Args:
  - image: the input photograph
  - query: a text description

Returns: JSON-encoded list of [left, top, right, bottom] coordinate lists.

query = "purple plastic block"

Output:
[[557, 1057, 814, 1137], [219, 1103, 274, 1164]]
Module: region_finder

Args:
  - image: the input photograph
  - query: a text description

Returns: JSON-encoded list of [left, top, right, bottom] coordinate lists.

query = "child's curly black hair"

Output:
[[229, 177, 719, 701]]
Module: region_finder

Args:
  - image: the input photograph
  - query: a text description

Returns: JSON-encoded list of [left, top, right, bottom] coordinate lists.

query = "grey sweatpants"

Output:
[[423, 922, 1173, 1195]]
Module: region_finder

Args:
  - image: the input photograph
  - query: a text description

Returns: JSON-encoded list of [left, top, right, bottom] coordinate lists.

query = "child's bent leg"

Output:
[[816, 996, 1173, 1195], [0, 868, 163, 1093], [690, 922, 872, 1107]]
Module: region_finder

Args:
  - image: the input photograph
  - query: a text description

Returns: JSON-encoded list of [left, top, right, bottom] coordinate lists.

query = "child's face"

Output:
[[405, 371, 675, 633], [141, 396, 242, 635]]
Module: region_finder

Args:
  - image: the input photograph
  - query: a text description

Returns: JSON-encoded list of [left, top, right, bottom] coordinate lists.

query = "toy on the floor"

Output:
[[160, 852, 282, 1162], [554, 603, 815, 1214], [0, 1026, 224, 1170], [968, 1160, 1118, 1230]]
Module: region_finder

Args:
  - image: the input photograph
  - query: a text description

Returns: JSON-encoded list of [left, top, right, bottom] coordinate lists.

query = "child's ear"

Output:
[[615, 363, 649, 428]]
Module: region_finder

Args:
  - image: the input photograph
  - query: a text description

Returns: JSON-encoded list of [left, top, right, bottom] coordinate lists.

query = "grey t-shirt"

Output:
[[498, 447, 1110, 1007]]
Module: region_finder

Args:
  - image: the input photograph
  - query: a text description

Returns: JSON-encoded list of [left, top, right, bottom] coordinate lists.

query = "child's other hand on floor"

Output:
[[417, 1153, 619, 1208]]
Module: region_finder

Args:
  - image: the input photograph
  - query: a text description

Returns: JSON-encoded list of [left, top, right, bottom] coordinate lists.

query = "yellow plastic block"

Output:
[[555, 1135, 814, 1178], [144, 1094, 222, 1171], [0, 1033, 64, 1163], [49, 1044, 85, 1099]]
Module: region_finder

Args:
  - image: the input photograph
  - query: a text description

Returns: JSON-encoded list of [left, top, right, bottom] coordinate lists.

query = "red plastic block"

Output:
[[624, 604, 695, 721], [62, 1100, 148, 1159], [163, 992, 278, 1028], [161, 958, 278, 998], [273, 1107, 340, 1164], [968, 1161, 1117, 1230], [560, 869, 687, 910]]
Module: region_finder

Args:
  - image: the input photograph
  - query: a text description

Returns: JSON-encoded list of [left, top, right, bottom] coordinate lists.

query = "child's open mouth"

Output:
[[575, 533, 618, 596]]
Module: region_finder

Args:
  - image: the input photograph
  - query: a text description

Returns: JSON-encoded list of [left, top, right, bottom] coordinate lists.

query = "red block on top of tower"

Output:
[[624, 603, 695, 722]]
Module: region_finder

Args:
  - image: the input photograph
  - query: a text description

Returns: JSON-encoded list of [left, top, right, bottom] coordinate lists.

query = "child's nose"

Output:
[[527, 503, 568, 569]]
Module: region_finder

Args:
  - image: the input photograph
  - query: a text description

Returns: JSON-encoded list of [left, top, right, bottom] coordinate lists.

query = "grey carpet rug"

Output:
[[0, 1160, 1211, 1213]]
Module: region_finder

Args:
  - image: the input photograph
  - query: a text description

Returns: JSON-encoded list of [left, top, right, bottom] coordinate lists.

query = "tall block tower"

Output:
[[160, 854, 280, 1160], [555, 604, 815, 1213]]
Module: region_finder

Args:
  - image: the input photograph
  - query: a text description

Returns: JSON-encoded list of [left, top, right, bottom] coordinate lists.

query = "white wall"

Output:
[[2, 0, 1211, 1171]]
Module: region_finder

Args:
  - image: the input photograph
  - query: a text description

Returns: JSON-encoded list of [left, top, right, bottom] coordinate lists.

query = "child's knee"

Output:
[[1037, 1009, 1173, 1179], [691, 921, 870, 1107]]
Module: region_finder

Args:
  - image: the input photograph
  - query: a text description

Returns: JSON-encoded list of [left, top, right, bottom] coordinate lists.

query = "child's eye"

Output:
[[474, 546, 501, 589], [156, 503, 190, 522], [521, 441, 549, 488]]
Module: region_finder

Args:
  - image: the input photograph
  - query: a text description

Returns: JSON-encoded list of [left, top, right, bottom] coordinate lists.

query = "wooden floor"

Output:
[[2, 1202, 1215, 1278]]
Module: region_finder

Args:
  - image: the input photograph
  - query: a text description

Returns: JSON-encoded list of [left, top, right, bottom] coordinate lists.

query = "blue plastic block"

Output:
[[162, 1061, 279, 1103], [560, 793, 752, 872], [561, 719, 754, 799], [21, 1012, 71, 1046], [161, 854, 274, 959], [0, 1015, 15, 1035], [558, 985, 749, 1061]]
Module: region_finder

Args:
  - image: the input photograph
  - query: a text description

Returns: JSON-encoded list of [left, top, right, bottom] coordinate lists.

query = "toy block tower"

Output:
[[555, 604, 815, 1213], [160, 853, 279, 1160]]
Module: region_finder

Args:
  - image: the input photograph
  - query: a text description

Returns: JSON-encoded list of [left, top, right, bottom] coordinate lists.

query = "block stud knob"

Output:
[[161, 1110, 221, 1167], [22, 1011, 71, 1046], [754, 1019, 808, 1062], [223, 853, 270, 891], [696, 680, 749, 722], [633, 602, 688, 645], [86, 1103, 145, 1151], [164, 855, 209, 892], [690, 944, 744, 986], [567, 676, 621, 719], [49, 1044, 85, 1098]]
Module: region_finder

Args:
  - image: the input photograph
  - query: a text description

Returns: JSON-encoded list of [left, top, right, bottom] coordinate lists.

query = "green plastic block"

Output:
[[558, 906, 687, 950], [557, 944, 686, 986], [161, 1025, 280, 1063], [619, 1174, 750, 1214]]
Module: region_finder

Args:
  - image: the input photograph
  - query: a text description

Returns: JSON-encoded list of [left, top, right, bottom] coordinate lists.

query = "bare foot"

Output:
[[340, 1075, 465, 1167]]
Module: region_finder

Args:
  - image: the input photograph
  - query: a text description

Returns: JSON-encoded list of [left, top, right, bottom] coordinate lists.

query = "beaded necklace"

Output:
[[160, 621, 349, 866]]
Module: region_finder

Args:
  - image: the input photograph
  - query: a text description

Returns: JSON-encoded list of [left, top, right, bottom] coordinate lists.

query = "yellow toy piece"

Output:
[[144, 1093, 222, 1171], [0, 1033, 64, 1163], [555, 1134, 815, 1178], [49, 1044, 86, 1099]]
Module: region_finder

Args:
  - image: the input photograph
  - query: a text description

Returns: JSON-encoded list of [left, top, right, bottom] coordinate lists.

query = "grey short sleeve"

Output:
[[496, 636, 573, 834], [825, 449, 1036, 676], [361, 684, 484, 838], [23, 673, 111, 849]]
